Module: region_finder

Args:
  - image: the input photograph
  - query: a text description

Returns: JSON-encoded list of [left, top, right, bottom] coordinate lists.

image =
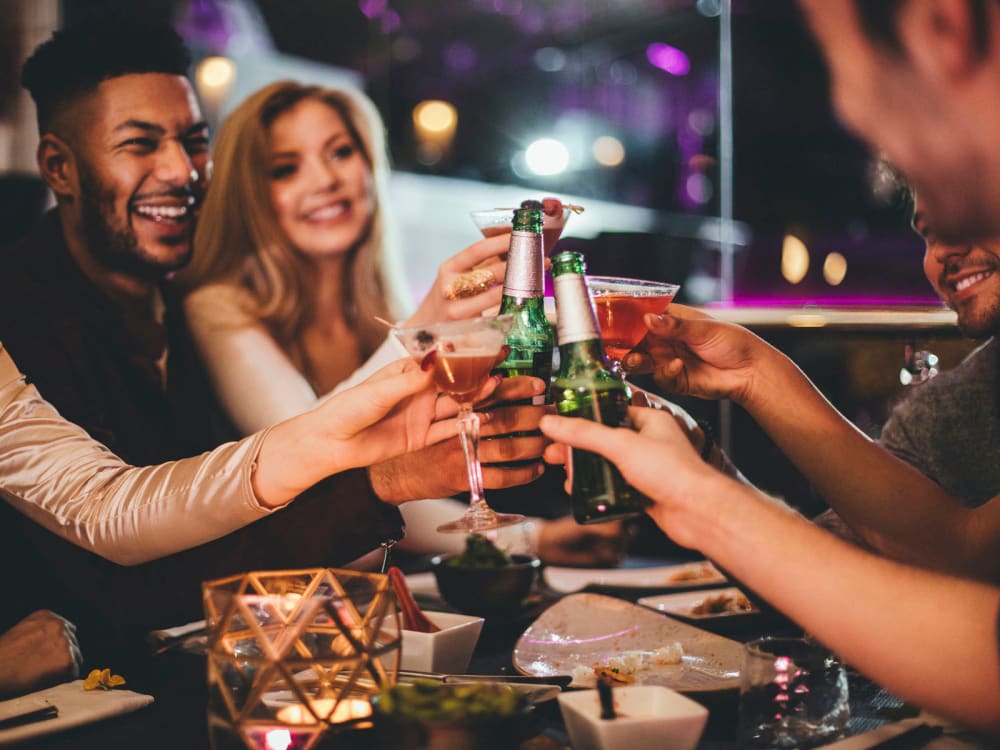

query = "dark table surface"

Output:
[[13, 558, 910, 750]]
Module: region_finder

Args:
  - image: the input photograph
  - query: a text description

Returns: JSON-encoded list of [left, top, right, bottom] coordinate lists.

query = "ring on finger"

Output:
[[445, 268, 497, 300]]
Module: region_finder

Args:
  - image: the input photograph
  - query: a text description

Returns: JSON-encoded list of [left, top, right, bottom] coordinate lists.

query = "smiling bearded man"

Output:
[[0, 21, 409, 684]]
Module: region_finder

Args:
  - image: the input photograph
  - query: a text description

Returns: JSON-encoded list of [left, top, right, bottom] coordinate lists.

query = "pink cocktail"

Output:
[[587, 276, 681, 374], [394, 315, 522, 533]]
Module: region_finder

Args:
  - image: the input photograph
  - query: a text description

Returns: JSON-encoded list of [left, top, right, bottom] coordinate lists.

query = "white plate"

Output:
[[638, 588, 758, 620], [543, 561, 726, 594], [513, 593, 742, 693], [0, 680, 153, 744]]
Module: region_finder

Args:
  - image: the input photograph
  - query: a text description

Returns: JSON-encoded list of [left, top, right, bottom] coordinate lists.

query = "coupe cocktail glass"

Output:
[[586, 275, 681, 377], [393, 315, 524, 533]]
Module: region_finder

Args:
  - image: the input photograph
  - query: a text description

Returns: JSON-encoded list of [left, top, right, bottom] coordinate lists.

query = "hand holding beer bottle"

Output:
[[549, 250, 651, 523]]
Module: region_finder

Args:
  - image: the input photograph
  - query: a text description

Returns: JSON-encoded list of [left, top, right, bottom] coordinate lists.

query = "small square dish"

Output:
[[637, 587, 758, 622], [558, 685, 708, 750], [400, 611, 485, 674]]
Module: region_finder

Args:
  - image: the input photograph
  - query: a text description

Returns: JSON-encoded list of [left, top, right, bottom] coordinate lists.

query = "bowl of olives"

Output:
[[373, 680, 536, 750]]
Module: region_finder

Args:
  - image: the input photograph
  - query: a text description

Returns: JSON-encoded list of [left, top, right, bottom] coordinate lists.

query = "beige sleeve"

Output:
[[184, 284, 319, 435], [0, 343, 283, 566]]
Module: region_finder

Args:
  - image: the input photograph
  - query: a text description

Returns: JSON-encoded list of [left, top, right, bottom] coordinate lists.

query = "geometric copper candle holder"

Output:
[[203, 568, 401, 750]]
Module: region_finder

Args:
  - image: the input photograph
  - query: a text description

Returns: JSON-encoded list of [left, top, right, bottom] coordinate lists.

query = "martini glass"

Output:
[[586, 275, 681, 377], [470, 202, 580, 257], [393, 314, 524, 533]]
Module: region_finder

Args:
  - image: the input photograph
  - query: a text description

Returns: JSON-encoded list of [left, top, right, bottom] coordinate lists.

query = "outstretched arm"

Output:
[[540, 408, 1000, 733], [0, 345, 452, 565], [625, 307, 999, 581]]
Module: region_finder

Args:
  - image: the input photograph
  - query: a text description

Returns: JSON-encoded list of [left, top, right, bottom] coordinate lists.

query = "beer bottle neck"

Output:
[[553, 271, 600, 344], [502, 230, 544, 299]]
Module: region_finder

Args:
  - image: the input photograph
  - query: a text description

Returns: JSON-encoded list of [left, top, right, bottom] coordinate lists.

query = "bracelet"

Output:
[[696, 419, 715, 462]]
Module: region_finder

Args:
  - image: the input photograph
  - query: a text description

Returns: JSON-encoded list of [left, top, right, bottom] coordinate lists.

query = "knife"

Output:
[[0, 705, 59, 730], [398, 669, 571, 688], [866, 723, 944, 750]]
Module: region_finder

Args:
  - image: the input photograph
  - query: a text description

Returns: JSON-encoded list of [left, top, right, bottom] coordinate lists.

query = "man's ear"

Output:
[[36, 134, 78, 200], [897, 0, 988, 84]]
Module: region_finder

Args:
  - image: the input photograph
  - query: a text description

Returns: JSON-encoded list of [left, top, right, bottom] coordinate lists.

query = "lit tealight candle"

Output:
[[276, 698, 373, 725]]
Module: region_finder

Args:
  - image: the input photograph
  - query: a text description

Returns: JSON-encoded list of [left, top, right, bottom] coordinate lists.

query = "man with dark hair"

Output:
[[812, 191, 1000, 543], [0, 19, 402, 674], [0, 20, 543, 683], [877, 194, 1000, 503]]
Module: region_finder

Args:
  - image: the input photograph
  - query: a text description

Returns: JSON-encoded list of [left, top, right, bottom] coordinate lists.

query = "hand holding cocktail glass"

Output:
[[471, 198, 582, 298], [394, 315, 526, 533], [619, 304, 764, 404], [586, 275, 680, 378]]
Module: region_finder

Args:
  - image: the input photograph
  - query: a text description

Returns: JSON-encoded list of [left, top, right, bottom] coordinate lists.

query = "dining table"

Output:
[[4, 556, 986, 750]]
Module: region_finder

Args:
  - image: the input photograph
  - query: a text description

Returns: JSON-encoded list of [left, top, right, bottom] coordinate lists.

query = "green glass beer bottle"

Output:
[[550, 250, 651, 523], [494, 205, 555, 404]]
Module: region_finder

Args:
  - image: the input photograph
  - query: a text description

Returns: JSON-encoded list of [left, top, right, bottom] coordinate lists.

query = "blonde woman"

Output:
[[179, 81, 622, 564]]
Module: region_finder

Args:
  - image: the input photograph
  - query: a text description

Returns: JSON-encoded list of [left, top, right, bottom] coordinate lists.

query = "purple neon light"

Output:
[[646, 42, 691, 76], [358, 0, 387, 19], [722, 296, 944, 307]]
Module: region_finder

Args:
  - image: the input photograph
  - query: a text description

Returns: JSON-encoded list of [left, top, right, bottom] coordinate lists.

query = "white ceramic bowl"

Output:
[[399, 611, 484, 674], [558, 685, 708, 750]]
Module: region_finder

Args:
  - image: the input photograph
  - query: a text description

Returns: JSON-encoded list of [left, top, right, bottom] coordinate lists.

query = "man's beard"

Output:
[[78, 166, 194, 281], [956, 301, 1000, 340]]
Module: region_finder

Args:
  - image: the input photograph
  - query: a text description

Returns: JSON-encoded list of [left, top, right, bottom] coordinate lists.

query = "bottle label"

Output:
[[554, 274, 601, 344], [503, 231, 544, 298]]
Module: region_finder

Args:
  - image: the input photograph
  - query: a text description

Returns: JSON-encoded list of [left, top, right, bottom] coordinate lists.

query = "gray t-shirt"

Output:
[[879, 337, 1000, 507]]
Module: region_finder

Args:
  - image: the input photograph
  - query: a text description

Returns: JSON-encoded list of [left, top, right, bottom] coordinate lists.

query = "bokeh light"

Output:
[[781, 234, 810, 284], [534, 47, 567, 72], [823, 252, 848, 286], [592, 136, 625, 167], [685, 173, 714, 204], [197, 56, 236, 90], [525, 138, 570, 176], [413, 100, 457, 134], [646, 42, 691, 76]]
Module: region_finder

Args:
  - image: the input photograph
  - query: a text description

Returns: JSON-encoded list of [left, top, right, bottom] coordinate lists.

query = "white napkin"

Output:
[[0, 680, 153, 744]]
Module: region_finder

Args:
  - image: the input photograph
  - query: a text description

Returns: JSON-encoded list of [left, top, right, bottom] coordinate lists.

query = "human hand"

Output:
[[621, 304, 774, 406], [540, 407, 723, 550], [316, 356, 503, 470], [629, 387, 709, 457], [369, 377, 550, 503], [536, 517, 627, 567], [404, 234, 509, 326], [0, 611, 82, 698]]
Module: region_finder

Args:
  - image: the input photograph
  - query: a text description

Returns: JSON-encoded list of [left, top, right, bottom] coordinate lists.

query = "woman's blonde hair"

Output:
[[179, 80, 408, 361]]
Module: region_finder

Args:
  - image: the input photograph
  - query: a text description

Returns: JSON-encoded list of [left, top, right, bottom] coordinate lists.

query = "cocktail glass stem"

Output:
[[456, 404, 498, 529]]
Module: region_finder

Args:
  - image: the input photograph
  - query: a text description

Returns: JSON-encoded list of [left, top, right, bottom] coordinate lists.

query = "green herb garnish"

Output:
[[376, 680, 524, 721], [445, 535, 513, 569]]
